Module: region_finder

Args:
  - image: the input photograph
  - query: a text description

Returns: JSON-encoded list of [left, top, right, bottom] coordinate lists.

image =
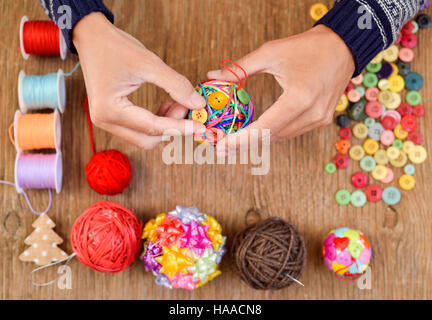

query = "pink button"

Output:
[[351, 74, 363, 86], [383, 110, 401, 123], [399, 48, 414, 62], [366, 101, 383, 118], [381, 167, 394, 184], [347, 89, 361, 103], [380, 130, 395, 146], [365, 87, 380, 101]]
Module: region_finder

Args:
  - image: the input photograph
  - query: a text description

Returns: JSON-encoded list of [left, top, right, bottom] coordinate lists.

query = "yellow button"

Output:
[[370, 52, 384, 64], [208, 91, 229, 110], [378, 79, 390, 91], [399, 174, 416, 191], [378, 91, 393, 106], [408, 146, 427, 164], [349, 145, 365, 161], [403, 141, 415, 154], [386, 146, 400, 160], [390, 151, 408, 168], [336, 94, 349, 112], [353, 123, 369, 139], [394, 124, 408, 140], [383, 45, 399, 62], [192, 108, 208, 123], [391, 63, 399, 76], [310, 3, 328, 21], [374, 149, 389, 165], [363, 138, 379, 155], [372, 165, 388, 181], [388, 75, 405, 93], [388, 92, 401, 109]]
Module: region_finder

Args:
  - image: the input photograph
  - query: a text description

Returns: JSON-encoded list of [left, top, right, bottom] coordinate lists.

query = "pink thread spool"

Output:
[[14, 152, 63, 194]]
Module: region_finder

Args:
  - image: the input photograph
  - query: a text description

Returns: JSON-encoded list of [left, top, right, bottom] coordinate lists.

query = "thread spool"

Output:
[[19, 16, 67, 60], [13, 110, 61, 152], [18, 70, 66, 113], [14, 151, 63, 194]]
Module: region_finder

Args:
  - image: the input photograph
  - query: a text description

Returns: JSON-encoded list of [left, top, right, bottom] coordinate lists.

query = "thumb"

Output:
[[146, 56, 206, 110], [207, 44, 272, 81]]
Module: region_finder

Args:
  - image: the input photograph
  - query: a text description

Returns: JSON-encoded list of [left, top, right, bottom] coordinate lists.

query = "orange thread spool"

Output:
[[13, 110, 61, 151]]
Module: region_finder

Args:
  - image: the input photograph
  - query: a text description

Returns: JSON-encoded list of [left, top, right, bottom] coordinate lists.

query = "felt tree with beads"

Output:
[[19, 214, 68, 266]]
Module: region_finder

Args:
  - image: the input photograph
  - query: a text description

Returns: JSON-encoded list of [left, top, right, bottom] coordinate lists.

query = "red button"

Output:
[[365, 185, 383, 202], [401, 34, 418, 49], [352, 172, 368, 189], [339, 127, 352, 140], [334, 154, 350, 169], [402, 21, 414, 35], [397, 102, 413, 117], [365, 87, 379, 101], [344, 82, 355, 95], [407, 131, 423, 145], [382, 115, 398, 130], [412, 105, 425, 118], [401, 114, 418, 132], [395, 33, 402, 45], [365, 101, 382, 118]]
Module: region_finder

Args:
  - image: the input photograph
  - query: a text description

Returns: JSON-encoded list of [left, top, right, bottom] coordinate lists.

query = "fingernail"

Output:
[[207, 70, 221, 78], [190, 91, 206, 108]]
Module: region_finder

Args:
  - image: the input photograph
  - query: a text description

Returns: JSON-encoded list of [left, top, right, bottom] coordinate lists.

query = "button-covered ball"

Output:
[[322, 227, 372, 279]]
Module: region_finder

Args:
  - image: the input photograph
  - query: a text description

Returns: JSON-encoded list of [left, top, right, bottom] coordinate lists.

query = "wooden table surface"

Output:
[[1, 0, 431, 300]]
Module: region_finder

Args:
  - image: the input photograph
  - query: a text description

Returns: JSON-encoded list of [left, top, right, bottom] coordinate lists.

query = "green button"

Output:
[[351, 190, 367, 208], [406, 91, 422, 106], [335, 189, 351, 205], [356, 86, 365, 97], [360, 155, 376, 172], [404, 164, 416, 175], [366, 62, 382, 73], [237, 89, 250, 105], [363, 72, 379, 88], [347, 99, 367, 121], [364, 117, 376, 127], [196, 87, 203, 95], [412, 21, 419, 34], [325, 163, 337, 174], [382, 187, 401, 206], [392, 139, 403, 149]]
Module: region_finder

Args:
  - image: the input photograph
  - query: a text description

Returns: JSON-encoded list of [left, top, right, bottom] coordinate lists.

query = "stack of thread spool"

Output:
[[12, 16, 70, 197]]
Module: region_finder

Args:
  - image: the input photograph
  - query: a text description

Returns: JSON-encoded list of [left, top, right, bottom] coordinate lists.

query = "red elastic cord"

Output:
[[84, 96, 96, 155], [221, 59, 248, 89]]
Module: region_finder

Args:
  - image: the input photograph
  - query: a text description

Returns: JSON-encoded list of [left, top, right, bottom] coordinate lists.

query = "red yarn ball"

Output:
[[85, 150, 132, 195], [71, 201, 142, 273]]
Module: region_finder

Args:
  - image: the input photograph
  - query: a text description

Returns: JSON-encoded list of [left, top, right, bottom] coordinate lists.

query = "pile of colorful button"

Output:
[[326, 10, 431, 207]]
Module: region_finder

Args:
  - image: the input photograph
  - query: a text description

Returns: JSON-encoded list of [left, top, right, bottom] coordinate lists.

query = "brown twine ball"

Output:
[[231, 218, 306, 290]]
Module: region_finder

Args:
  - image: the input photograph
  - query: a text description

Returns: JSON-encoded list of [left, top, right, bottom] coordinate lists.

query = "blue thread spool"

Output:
[[18, 69, 66, 113]]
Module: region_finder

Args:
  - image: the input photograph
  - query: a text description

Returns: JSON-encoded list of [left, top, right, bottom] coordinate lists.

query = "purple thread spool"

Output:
[[14, 152, 63, 194]]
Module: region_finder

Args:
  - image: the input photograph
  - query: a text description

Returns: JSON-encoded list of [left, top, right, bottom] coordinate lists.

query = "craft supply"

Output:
[[12, 110, 61, 152], [19, 214, 67, 266], [310, 3, 328, 21], [323, 227, 372, 280], [20, 16, 67, 60], [189, 60, 254, 146], [142, 206, 226, 290], [15, 152, 62, 194], [18, 70, 66, 113], [327, 13, 429, 207], [83, 97, 132, 195], [70, 201, 142, 273], [231, 218, 306, 290]]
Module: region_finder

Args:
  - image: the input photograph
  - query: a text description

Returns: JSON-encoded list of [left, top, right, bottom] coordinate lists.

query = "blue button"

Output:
[[382, 187, 402, 206], [404, 164, 416, 175], [405, 72, 424, 91]]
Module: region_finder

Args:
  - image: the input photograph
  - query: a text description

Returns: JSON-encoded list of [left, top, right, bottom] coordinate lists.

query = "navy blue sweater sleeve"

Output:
[[316, 0, 423, 76], [39, 0, 114, 54]]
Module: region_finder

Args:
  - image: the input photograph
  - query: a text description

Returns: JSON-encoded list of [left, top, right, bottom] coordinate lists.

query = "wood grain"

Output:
[[1, 0, 431, 300]]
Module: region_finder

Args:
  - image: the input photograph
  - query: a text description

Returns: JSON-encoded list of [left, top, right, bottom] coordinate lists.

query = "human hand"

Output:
[[207, 25, 355, 156], [73, 13, 206, 149]]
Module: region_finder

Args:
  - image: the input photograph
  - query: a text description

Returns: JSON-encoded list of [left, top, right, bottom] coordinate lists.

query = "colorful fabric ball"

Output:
[[141, 206, 226, 290], [322, 227, 372, 279], [189, 80, 254, 146]]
